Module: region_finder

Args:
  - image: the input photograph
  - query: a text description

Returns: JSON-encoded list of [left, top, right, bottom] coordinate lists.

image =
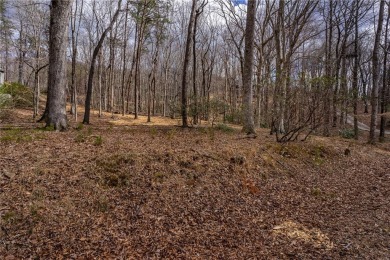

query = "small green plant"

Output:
[[94, 135, 103, 146], [339, 128, 355, 139], [260, 122, 269, 129], [205, 127, 215, 141], [87, 127, 93, 135], [94, 196, 109, 212], [0, 94, 12, 108], [230, 155, 246, 165], [311, 145, 326, 165], [153, 172, 165, 183], [150, 127, 158, 139], [1, 211, 17, 224], [311, 187, 322, 197], [75, 132, 86, 143], [166, 128, 176, 140], [43, 124, 55, 131], [0, 128, 33, 143], [215, 123, 234, 133], [75, 123, 84, 131], [96, 154, 136, 173], [102, 172, 131, 187], [32, 189, 45, 200], [30, 206, 39, 217]]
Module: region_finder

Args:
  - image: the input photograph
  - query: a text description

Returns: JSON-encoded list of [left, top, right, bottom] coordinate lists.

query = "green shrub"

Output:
[[75, 132, 86, 143], [94, 135, 103, 146], [0, 128, 33, 143], [339, 128, 355, 139], [75, 123, 84, 131], [225, 109, 242, 124], [0, 94, 12, 108], [215, 123, 234, 133], [0, 82, 33, 108]]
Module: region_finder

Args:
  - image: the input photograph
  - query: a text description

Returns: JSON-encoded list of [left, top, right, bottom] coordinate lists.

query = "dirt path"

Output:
[[342, 112, 390, 134]]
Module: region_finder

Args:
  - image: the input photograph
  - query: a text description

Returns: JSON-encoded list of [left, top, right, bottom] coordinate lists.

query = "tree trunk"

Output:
[[323, 0, 333, 136], [241, 0, 256, 135], [121, 2, 129, 116], [44, 0, 73, 130], [369, 0, 385, 144], [18, 21, 25, 85], [352, 0, 359, 139], [83, 0, 122, 124], [181, 0, 197, 127], [380, 2, 390, 141]]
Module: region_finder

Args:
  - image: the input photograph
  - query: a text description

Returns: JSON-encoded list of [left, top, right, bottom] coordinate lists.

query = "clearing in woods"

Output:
[[0, 108, 389, 258]]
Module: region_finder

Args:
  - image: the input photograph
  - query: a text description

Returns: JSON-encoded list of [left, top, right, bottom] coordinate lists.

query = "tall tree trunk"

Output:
[[192, 9, 199, 125], [44, 0, 73, 130], [380, 2, 390, 141], [18, 21, 25, 85], [352, 0, 359, 139], [70, 0, 83, 121], [134, 20, 145, 119], [339, 45, 347, 127], [181, 0, 197, 127], [369, 0, 385, 144], [121, 2, 129, 116], [241, 0, 256, 135], [323, 0, 333, 136], [83, 0, 122, 124], [98, 50, 103, 117]]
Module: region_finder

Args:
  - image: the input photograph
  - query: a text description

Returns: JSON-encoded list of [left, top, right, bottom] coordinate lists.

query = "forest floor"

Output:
[[0, 108, 389, 259]]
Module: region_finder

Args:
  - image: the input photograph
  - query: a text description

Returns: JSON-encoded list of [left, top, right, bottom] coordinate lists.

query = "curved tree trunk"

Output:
[[83, 0, 122, 124]]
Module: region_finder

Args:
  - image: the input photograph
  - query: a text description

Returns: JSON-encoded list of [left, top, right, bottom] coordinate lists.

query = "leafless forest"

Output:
[[0, 0, 389, 141], [0, 0, 389, 258]]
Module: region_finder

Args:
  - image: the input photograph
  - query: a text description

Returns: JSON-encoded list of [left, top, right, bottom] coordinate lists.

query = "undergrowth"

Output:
[[0, 82, 33, 108], [0, 128, 45, 143]]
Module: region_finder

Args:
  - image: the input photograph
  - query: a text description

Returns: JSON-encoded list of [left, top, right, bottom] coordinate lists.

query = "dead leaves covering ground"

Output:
[[0, 110, 390, 259]]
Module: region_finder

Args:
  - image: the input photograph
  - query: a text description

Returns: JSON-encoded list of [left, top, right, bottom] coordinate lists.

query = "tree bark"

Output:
[[181, 0, 197, 127], [44, 0, 73, 130], [241, 0, 256, 135], [352, 0, 359, 139], [380, 2, 390, 141], [369, 0, 385, 144]]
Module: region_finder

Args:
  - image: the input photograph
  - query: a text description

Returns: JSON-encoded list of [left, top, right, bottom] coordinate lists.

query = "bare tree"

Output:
[[83, 0, 122, 124], [70, 0, 84, 121]]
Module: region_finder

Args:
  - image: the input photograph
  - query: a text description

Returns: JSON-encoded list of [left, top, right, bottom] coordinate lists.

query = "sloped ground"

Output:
[[0, 109, 389, 259]]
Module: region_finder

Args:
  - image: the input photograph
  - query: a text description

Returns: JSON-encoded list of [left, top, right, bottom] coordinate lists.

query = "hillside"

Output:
[[0, 108, 389, 258]]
